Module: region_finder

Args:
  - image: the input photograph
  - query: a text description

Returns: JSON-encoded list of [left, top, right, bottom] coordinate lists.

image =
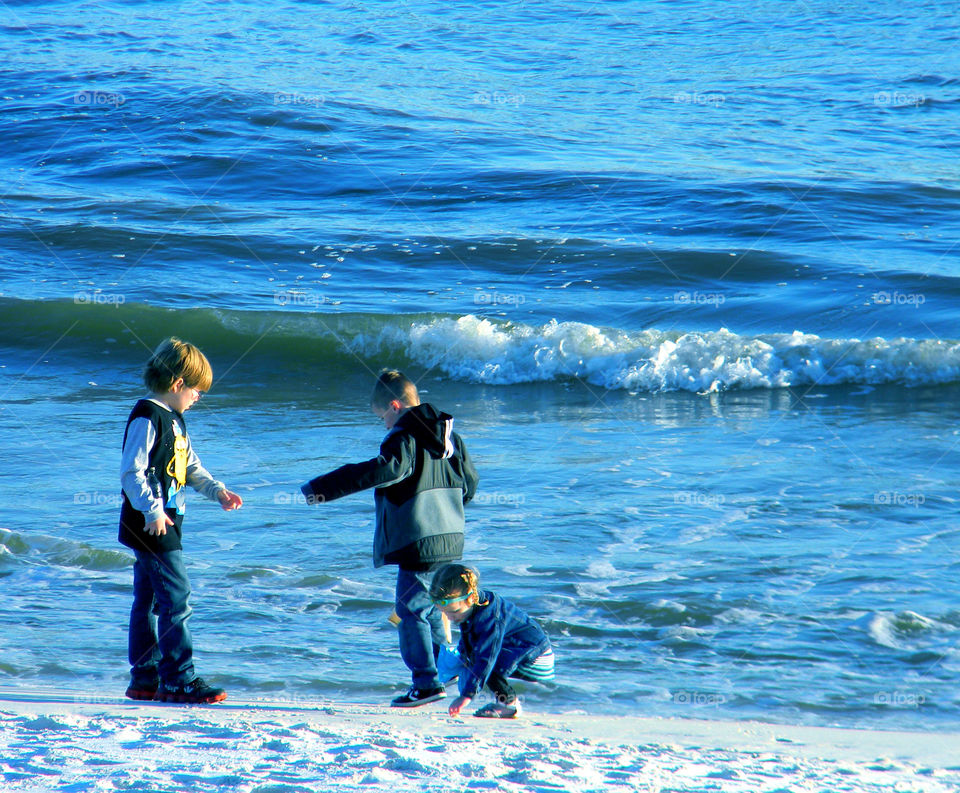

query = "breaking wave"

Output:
[[4, 298, 960, 394]]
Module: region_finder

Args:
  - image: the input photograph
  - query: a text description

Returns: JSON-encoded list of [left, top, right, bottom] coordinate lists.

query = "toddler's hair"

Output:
[[143, 337, 213, 393], [430, 563, 480, 601], [371, 369, 419, 409]]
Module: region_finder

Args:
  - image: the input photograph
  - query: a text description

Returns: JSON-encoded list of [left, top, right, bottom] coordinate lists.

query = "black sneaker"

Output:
[[125, 681, 159, 701], [156, 677, 227, 704], [390, 686, 446, 708]]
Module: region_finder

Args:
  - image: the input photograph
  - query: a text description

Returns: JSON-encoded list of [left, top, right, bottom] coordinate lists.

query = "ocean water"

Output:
[[1, 0, 959, 732]]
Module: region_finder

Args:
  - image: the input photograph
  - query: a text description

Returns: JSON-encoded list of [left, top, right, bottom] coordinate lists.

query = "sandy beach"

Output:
[[1, 687, 957, 792]]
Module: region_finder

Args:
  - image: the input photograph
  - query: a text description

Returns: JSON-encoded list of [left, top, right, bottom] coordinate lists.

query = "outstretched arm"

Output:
[[302, 434, 415, 504], [183, 435, 242, 510]]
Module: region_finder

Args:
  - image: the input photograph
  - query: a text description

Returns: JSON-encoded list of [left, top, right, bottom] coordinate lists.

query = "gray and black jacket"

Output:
[[301, 403, 478, 569]]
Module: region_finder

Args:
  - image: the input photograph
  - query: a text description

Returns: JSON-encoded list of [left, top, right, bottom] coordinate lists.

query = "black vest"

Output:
[[118, 399, 188, 553]]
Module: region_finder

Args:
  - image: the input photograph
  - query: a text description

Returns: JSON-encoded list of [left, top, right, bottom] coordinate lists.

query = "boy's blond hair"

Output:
[[143, 337, 213, 394], [370, 369, 419, 410]]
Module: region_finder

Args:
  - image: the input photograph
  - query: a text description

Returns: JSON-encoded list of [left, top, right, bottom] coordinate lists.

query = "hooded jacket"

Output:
[[301, 403, 479, 568], [457, 589, 552, 699]]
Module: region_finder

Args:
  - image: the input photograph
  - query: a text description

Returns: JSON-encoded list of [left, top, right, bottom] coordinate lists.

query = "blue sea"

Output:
[[1, 0, 959, 732]]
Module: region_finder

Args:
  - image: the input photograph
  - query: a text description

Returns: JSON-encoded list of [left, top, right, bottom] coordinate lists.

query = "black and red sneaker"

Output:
[[156, 677, 227, 704], [124, 682, 159, 701]]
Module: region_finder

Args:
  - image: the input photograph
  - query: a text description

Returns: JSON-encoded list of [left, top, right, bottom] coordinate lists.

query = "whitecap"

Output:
[[355, 317, 960, 394]]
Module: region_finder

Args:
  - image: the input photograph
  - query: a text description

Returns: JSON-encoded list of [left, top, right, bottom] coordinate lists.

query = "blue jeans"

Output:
[[128, 549, 195, 687], [395, 567, 447, 689]]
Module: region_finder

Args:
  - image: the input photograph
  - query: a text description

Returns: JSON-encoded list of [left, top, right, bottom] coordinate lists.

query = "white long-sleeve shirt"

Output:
[[120, 398, 225, 524]]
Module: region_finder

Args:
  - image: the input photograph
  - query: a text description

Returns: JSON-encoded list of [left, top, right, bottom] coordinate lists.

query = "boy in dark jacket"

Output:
[[302, 370, 479, 707], [430, 563, 554, 719]]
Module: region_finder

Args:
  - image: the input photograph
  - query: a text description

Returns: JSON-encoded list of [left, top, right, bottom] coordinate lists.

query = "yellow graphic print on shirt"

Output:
[[166, 433, 188, 488], [165, 422, 189, 516]]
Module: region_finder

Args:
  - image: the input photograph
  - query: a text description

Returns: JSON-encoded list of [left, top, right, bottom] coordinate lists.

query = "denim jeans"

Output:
[[447, 642, 549, 700], [128, 549, 195, 687], [395, 567, 447, 689]]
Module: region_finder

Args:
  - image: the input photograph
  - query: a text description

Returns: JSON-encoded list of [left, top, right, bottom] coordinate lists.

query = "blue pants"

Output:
[[395, 567, 447, 689], [128, 549, 195, 687]]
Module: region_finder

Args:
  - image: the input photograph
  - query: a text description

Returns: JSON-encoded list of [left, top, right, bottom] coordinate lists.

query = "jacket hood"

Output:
[[392, 402, 457, 459]]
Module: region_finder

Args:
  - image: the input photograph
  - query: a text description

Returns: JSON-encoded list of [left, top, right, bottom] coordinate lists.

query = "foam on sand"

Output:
[[1, 688, 958, 792]]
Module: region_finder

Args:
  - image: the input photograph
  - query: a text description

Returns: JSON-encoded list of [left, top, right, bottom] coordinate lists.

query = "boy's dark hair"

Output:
[[370, 369, 419, 409], [143, 337, 213, 393], [430, 563, 480, 601]]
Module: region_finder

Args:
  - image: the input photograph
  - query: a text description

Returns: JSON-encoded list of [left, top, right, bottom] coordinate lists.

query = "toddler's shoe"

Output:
[[474, 700, 520, 719], [390, 686, 446, 707], [156, 677, 227, 704], [124, 681, 159, 701]]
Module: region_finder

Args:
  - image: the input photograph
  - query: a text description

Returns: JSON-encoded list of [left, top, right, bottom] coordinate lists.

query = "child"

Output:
[[430, 563, 554, 719], [301, 369, 478, 707], [118, 337, 243, 704]]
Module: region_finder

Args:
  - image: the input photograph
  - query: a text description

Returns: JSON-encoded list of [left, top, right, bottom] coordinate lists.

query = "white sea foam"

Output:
[[370, 316, 960, 393], [865, 610, 940, 650]]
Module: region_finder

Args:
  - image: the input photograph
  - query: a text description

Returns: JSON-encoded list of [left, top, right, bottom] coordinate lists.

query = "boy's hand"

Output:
[[144, 515, 174, 536], [448, 696, 472, 717], [218, 489, 243, 511]]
